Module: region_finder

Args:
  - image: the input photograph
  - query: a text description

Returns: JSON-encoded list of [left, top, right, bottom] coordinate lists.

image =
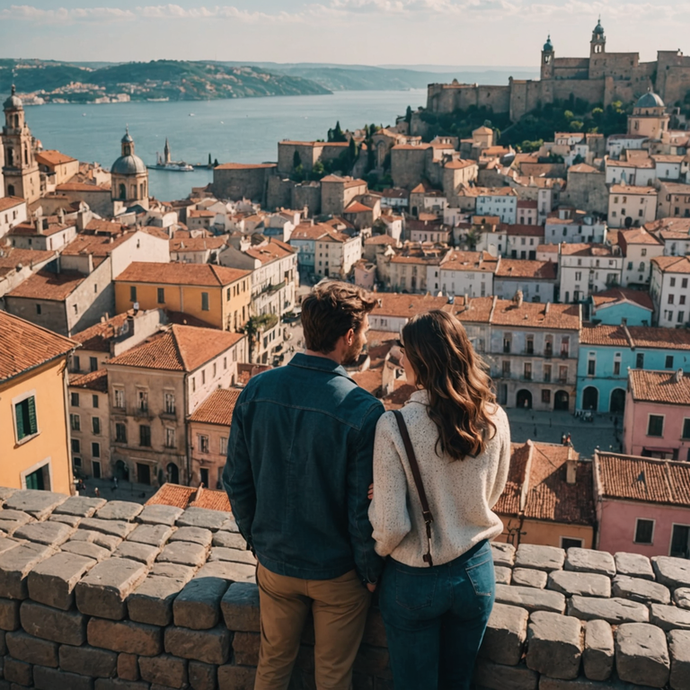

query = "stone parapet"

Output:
[[0, 489, 688, 689]]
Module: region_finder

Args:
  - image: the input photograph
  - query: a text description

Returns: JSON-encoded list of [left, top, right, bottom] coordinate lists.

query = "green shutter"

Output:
[[26, 397, 37, 436], [15, 402, 26, 440]]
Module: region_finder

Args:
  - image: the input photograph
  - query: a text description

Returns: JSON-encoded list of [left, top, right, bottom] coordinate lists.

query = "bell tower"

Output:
[[541, 35, 555, 80], [590, 17, 606, 56], [2, 86, 41, 203]]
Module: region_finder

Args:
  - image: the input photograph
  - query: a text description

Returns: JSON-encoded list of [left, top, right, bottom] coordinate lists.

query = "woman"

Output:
[[369, 310, 510, 690]]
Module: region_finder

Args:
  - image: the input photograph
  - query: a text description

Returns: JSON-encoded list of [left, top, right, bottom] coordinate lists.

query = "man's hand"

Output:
[[367, 483, 373, 500], [366, 582, 377, 593]]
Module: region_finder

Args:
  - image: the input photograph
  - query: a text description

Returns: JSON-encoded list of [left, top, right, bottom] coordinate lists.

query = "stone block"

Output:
[[126, 524, 173, 548], [59, 644, 117, 678], [136, 505, 184, 527], [615, 623, 669, 688], [6, 630, 58, 667], [48, 514, 81, 527], [217, 664, 256, 690], [212, 532, 247, 550], [538, 679, 633, 690], [92, 534, 123, 551], [94, 680, 149, 690], [76, 558, 148, 620], [188, 661, 217, 690], [221, 582, 260, 632], [0, 538, 21, 555], [612, 576, 670, 605], [674, 588, 690, 609], [174, 577, 229, 630], [491, 542, 516, 568], [27, 552, 96, 610], [33, 665, 95, 690], [0, 599, 19, 631], [515, 545, 564, 572], [0, 544, 56, 599], [61, 541, 111, 562], [649, 603, 690, 631], [479, 603, 528, 666], [526, 611, 582, 680], [164, 625, 231, 665], [669, 629, 690, 690], [176, 508, 227, 531], [4, 658, 32, 686], [19, 601, 86, 645], [194, 561, 255, 583], [3, 490, 67, 520], [564, 548, 615, 577], [473, 659, 538, 690], [567, 596, 649, 625], [117, 653, 139, 681], [157, 541, 208, 568], [53, 496, 106, 518], [139, 654, 187, 688], [208, 548, 256, 566], [87, 618, 162, 656], [615, 552, 655, 581], [112, 541, 160, 566], [218, 517, 238, 533], [0, 487, 16, 502], [233, 632, 259, 666], [512, 568, 547, 589], [150, 563, 196, 580], [494, 566, 512, 585], [0, 512, 34, 533], [494, 585, 566, 614], [95, 501, 143, 522], [582, 619, 613, 681], [170, 527, 213, 547], [128, 576, 187, 626], [651, 556, 690, 589], [547, 571, 611, 598], [79, 518, 135, 539]]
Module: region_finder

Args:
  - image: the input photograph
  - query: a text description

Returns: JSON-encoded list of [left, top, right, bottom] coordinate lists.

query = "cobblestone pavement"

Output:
[[77, 477, 159, 504], [506, 408, 623, 459]]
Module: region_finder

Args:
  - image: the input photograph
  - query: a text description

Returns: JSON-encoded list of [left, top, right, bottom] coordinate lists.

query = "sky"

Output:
[[0, 1, 688, 67]]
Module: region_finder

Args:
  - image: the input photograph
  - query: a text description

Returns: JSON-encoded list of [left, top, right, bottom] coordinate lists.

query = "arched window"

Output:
[[119, 183, 126, 200], [7, 184, 15, 197], [24, 146, 28, 165], [139, 183, 144, 198], [7, 148, 14, 167], [13, 115, 19, 128]]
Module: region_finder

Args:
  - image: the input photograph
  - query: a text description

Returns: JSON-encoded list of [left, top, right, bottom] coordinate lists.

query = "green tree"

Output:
[[348, 137, 357, 165], [293, 150, 302, 170], [405, 105, 413, 125]]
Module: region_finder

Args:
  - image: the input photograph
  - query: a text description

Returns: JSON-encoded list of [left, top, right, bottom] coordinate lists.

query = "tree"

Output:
[[405, 105, 412, 125], [293, 150, 302, 170], [243, 313, 279, 363], [329, 121, 346, 142], [348, 137, 357, 165]]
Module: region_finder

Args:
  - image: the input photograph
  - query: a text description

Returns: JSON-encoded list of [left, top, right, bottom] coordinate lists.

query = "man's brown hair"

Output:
[[301, 281, 377, 354]]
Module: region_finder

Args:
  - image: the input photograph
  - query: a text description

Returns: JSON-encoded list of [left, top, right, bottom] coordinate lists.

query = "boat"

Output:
[[148, 163, 194, 172]]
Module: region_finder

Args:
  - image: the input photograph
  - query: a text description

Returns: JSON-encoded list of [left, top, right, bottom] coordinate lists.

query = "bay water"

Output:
[[23, 89, 426, 202]]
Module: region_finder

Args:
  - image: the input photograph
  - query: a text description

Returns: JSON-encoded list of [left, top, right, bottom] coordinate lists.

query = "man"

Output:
[[224, 280, 384, 690]]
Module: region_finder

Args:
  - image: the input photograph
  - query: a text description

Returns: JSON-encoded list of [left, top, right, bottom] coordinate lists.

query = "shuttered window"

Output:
[[15, 396, 38, 441]]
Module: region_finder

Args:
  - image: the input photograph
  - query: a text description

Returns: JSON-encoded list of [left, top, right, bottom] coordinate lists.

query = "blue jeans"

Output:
[[379, 540, 495, 690]]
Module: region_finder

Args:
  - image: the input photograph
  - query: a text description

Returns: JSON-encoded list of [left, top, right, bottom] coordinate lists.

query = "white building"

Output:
[[605, 157, 656, 187], [556, 243, 624, 303], [608, 186, 658, 229], [0, 196, 27, 240], [315, 231, 362, 280], [475, 188, 518, 224], [645, 218, 690, 257], [618, 227, 665, 288], [369, 293, 452, 332], [436, 250, 498, 299], [544, 208, 607, 243], [650, 255, 690, 327], [606, 134, 648, 159], [7, 215, 77, 251]]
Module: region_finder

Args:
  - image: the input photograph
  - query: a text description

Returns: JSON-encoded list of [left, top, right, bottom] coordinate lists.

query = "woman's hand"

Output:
[[367, 483, 373, 500]]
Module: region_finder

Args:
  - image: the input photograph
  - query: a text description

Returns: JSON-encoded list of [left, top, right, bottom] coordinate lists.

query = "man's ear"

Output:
[[346, 328, 355, 346]]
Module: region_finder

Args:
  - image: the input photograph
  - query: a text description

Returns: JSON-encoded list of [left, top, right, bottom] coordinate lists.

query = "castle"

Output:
[[426, 20, 690, 121]]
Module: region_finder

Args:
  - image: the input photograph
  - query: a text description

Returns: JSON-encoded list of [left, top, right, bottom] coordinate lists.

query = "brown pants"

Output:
[[254, 563, 372, 690]]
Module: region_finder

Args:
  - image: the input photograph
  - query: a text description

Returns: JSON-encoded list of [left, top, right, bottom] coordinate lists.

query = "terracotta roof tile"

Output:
[[496, 260, 557, 279], [35, 150, 77, 166], [652, 256, 690, 273], [0, 311, 77, 382], [0, 246, 55, 269], [188, 388, 241, 426], [580, 324, 630, 347], [495, 442, 530, 516], [0, 196, 25, 212], [72, 313, 131, 352], [441, 250, 498, 273], [7, 269, 86, 301], [115, 262, 250, 286], [591, 287, 654, 311], [69, 368, 108, 393], [372, 293, 454, 318], [629, 369, 690, 405], [629, 326, 690, 350], [146, 484, 231, 512], [506, 225, 545, 237], [170, 237, 227, 252], [469, 297, 580, 329]]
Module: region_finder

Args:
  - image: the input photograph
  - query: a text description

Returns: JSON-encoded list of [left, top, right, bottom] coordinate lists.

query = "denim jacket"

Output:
[[223, 353, 385, 584]]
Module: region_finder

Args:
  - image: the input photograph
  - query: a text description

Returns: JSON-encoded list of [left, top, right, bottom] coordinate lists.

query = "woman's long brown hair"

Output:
[[402, 310, 496, 461]]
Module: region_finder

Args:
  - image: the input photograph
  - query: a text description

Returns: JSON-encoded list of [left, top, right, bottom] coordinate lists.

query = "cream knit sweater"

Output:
[[369, 390, 511, 567]]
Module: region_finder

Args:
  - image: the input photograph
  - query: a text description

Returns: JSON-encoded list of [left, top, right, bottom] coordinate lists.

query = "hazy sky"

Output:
[[0, 1, 687, 67]]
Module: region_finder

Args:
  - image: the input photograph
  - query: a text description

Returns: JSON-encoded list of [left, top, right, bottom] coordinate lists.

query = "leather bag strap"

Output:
[[392, 410, 434, 567]]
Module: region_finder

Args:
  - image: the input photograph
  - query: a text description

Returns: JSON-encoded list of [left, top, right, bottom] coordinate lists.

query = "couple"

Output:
[[224, 281, 510, 690]]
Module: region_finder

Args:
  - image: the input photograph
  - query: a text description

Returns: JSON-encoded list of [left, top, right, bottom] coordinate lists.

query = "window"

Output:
[[634, 519, 654, 544], [115, 423, 127, 443], [636, 353, 644, 369], [614, 361, 621, 376], [192, 377, 196, 393], [647, 415, 664, 437], [130, 286, 137, 302], [73, 355, 81, 372], [71, 439, 80, 453], [544, 336, 553, 357], [91, 442, 100, 458], [588, 358, 596, 376], [92, 417, 101, 435], [201, 370, 206, 385], [502, 361, 511, 377], [575, 271, 582, 281], [524, 363, 532, 380], [114, 388, 125, 409], [137, 390, 148, 412], [561, 537, 583, 550], [157, 287, 165, 304], [165, 428, 176, 448], [683, 278, 689, 289], [201, 292, 210, 311], [544, 365, 552, 382], [670, 277, 677, 287], [560, 336, 570, 357], [91, 394, 99, 409], [73, 457, 82, 468], [641, 248, 647, 257], [199, 434, 210, 453], [668, 294, 675, 304], [165, 392, 176, 414], [666, 355, 674, 369], [70, 413, 80, 432], [220, 437, 228, 455], [670, 524, 690, 559], [682, 419, 690, 440], [139, 425, 151, 447], [503, 333, 512, 354], [542, 389, 551, 404], [36, 304, 41, 315], [559, 366, 568, 383], [71, 392, 80, 407], [526, 336, 534, 355], [89, 357, 98, 372]]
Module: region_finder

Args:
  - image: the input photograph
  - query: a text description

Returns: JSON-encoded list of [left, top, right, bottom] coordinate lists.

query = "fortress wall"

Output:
[[0, 490, 689, 690], [292, 183, 321, 216], [551, 78, 605, 107], [266, 176, 293, 211], [391, 148, 428, 189], [509, 80, 544, 121], [277, 143, 320, 175], [552, 58, 590, 81], [212, 166, 274, 203], [455, 85, 510, 114], [427, 84, 463, 114]]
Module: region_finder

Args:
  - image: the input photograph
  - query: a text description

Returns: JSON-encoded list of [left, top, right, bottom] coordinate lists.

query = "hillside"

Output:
[[0, 59, 331, 103]]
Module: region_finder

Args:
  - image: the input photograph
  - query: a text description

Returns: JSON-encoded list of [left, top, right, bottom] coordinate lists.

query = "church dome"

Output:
[[593, 19, 605, 36], [3, 85, 23, 111], [543, 35, 553, 51], [121, 130, 134, 144], [111, 154, 147, 175], [636, 90, 664, 108]]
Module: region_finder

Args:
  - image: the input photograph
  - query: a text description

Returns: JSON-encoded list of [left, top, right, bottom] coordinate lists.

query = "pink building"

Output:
[[623, 369, 690, 461], [594, 451, 690, 559]]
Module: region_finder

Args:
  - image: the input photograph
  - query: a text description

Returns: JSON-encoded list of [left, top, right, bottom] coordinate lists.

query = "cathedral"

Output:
[[111, 128, 149, 214]]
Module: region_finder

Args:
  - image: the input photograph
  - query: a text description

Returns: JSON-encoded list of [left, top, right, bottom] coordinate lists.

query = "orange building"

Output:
[[0, 311, 77, 493], [114, 262, 251, 331]]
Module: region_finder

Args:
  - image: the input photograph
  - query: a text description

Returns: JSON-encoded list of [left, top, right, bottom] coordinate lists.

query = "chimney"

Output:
[[58, 208, 65, 225], [565, 455, 578, 485], [673, 368, 684, 383]]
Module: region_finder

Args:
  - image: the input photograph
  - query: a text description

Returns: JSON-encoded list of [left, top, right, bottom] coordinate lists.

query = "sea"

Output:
[[24, 89, 427, 202]]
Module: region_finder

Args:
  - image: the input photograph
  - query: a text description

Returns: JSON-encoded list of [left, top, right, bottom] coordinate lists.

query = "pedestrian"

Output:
[[566, 432, 572, 446], [225, 281, 383, 690], [114, 477, 118, 489], [561, 433, 567, 445], [370, 311, 510, 690], [94, 487, 100, 498]]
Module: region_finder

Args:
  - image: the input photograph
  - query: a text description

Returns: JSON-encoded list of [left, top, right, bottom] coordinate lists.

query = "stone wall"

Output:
[[0, 489, 689, 690], [212, 166, 275, 204]]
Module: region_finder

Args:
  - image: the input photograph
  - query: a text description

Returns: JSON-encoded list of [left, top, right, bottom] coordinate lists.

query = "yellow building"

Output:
[[0, 311, 77, 493], [114, 262, 251, 331]]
